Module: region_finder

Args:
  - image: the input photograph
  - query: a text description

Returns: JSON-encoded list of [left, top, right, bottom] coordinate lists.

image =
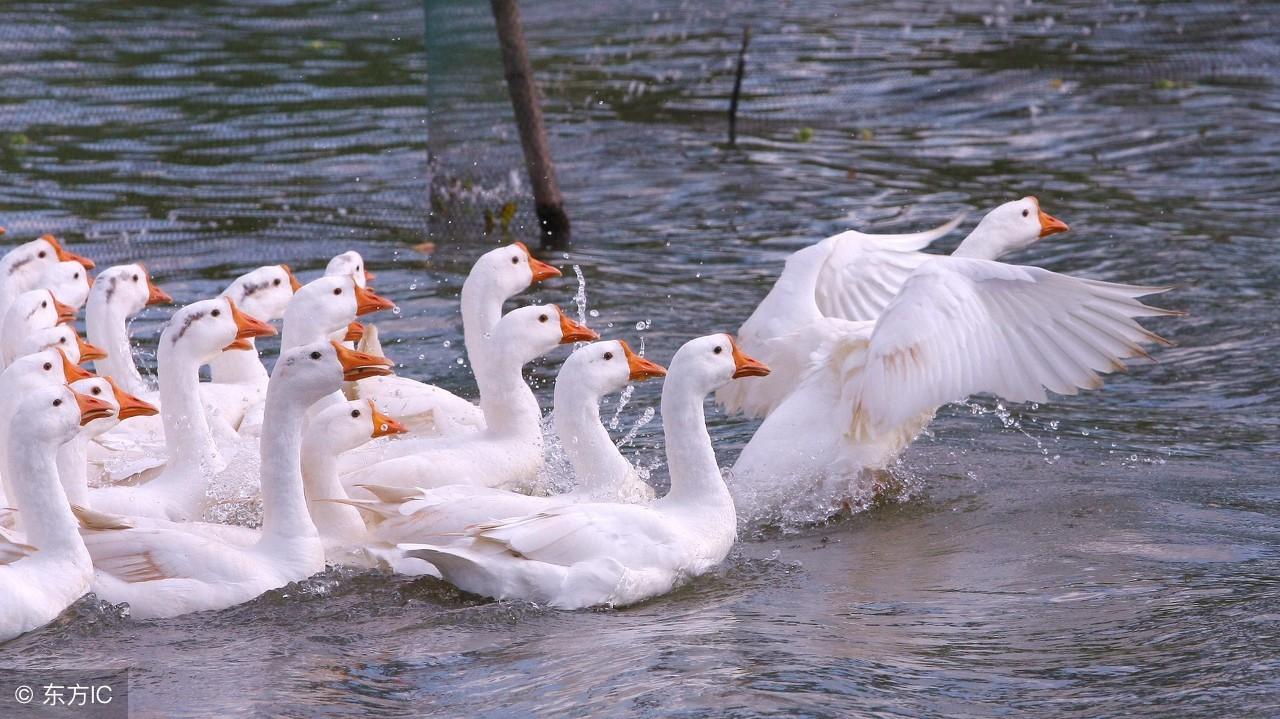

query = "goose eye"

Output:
[[41, 301, 47, 308], [351, 410, 361, 418], [74, 272, 80, 279], [211, 309, 221, 317], [132, 274, 139, 282], [273, 278, 282, 286], [603, 352, 613, 360], [43, 362, 53, 370], [91, 386, 101, 395], [333, 288, 343, 296], [511, 256, 519, 265], [1022, 209, 1030, 217], [538, 314, 548, 323], [713, 346, 723, 355], [52, 398, 62, 407], [38, 251, 47, 258], [59, 337, 67, 344], [310, 351, 322, 360]]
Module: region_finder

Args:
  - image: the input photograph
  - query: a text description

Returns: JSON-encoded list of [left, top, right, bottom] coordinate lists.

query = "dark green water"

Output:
[[1, 0, 1277, 716]]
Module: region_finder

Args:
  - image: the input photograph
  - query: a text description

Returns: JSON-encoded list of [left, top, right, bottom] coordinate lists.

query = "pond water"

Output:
[[0, 0, 1277, 716]]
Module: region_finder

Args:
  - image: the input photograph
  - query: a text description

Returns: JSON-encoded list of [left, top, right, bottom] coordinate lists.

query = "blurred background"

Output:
[[0, 1, 1277, 716]]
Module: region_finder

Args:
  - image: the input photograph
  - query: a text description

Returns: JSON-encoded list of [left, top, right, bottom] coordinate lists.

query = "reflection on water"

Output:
[[1, 0, 1278, 716]]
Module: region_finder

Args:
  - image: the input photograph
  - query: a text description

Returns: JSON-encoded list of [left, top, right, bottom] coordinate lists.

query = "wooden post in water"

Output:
[[490, 0, 570, 248], [728, 26, 751, 146]]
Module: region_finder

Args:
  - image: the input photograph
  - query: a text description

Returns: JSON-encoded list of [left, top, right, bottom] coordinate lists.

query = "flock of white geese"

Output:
[[0, 196, 1177, 640]]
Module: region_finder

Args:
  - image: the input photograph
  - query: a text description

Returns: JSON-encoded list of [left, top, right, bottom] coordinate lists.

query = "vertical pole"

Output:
[[728, 26, 751, 146], [490, 0, 570, 248]]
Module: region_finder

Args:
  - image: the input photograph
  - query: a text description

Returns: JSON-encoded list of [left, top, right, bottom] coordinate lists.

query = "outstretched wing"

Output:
[[848, 257, 1178, 435]]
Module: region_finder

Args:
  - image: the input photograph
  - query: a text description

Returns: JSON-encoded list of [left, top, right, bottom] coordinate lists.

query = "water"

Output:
[[2, 0, 1278, 715]]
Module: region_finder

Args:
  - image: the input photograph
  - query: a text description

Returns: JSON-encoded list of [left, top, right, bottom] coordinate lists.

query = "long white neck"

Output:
[[300, 436, 365, 542], [553, 382, 632, 494], [208, 339, 269, 386], [460, 274, 505, 396], [7, 433, 87, 557], [154, 340, 222, 486], [54, 432, 91, 508], [478, 350, 543, 438], [258, 385, 320, 542], [656, 374, 731, 508], [87, 298, 148, 395], [951, 220, 1011, 260]]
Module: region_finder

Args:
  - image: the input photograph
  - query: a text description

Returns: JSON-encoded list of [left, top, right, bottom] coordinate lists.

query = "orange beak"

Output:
[[344, 321, 365, 343], [59, 349, 94, 382], [283, 264, 302, 292], [1030, 197, 1070, 238], [44, 234, 95, 270], [106, 377, 158, 420], [364, 269, 376, 284], [621, 340, 666, 381], [368, 399, 408, 438], [556, 306, 599, 344], [0, 227, 6, 236], [72, 390, 115, 426], [223, 297, 277, 351], [332, 341, 395, 381], [516, 242, 562, 284], [85, 273, 94, 289], [75, 331, 108, 363], [729, 335, 770, 379], [52, 294, 76, 324], [141, 264, 172, 306], [353, 283, 396, 317]]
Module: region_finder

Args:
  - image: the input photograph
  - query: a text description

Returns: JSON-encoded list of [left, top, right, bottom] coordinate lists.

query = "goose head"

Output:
[[14, 385, 115, 451], [69, 376, 158, 435], [306, 399, 407, 456], [269, 340, 394, 407], [560, 339, 667, 396], [221, 265, 300, 323], [10, 289, 76, 328], [160, 297, 276, 364], [18, 325, 106, 365], [2, 349, 95, 394], [283, 275, 395, 345], [961, 196, 1070, 259], [35, 260, 93, 310], [325, 251, 374, 288], [1, 234, 94, 291], [471, 242, 562, 299], [88, 263, 172, 318], [670, 333, 770, 395], [491, 304, 598, 368]]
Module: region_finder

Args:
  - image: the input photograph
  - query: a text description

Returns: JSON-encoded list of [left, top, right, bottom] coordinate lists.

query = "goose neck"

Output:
[[656, 375, 731, 507], [553, 383, 632, 493], [300, 437, 365, 541], [478, 353, 543, 437], [7, 437, 87, 557], [87, 300, 148, 395], [259, 387, 320, 541], [156, 341, 220, 480], [55, 433, 90, 509], [460, 275, 505, 390], [950, 221, 1005, 260]]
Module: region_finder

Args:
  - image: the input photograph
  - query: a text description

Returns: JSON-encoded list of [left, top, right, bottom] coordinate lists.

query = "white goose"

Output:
[[353, 242, 561, 436], [207, 264, 301, 389], [0, 234, 94, 329], [340, 339, 668, 545], [718, 197, 1068, 418], [36, 260, 93, 310], [1, 289, 78, 367], [339, 305, 598, 492], [86, 263, 172, 396], [77, 341, 394, 620], [399, 333, 770, 609], [88, 297, 276, 521], [326, 250, 374, 288], [0, 385, 114, 643], [730, 256, 1178, 523]]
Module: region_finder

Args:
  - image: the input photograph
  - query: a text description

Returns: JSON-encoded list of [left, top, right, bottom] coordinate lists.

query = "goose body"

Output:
[[730, 256, 1177, 523], [400, 333, 769, 609]]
